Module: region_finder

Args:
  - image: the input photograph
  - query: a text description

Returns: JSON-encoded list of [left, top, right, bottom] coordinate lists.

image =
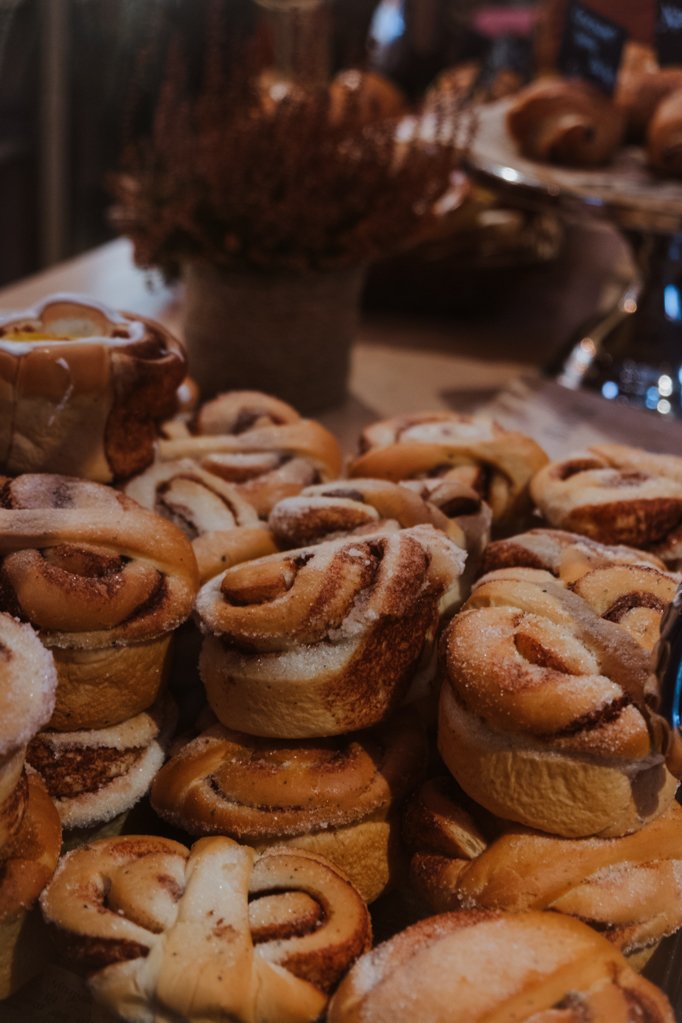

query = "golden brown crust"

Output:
[[0, 770, 61, 922], [617, 65, 682, 140], [196, 526, 466, 737], [159, 390, 343, 517], [327, 909, 675, 1022], [40, 834, 371, 1023], [0, 296, 185, 483], [648, 88, 682, 177], [507, 77, 626, 167], [349, 411, 547, 534], [530, 445, 682, 567]]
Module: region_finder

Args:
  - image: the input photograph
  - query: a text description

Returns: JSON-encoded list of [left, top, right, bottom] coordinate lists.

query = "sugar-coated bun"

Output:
[[327, 909, 675, 1022], [0, 294, 185, 482]]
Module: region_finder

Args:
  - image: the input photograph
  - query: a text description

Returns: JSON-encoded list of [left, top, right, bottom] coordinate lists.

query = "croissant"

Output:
[[159, 390, 343, 517], [151, 712, 426, 902], [438, 566, 679, 837], [648, 88, 682, 176], [0, 614, 56, 854], [349, 411, 547, 534], [196, 525, 466, 737], [507, 77, 626, 167], [124, 458, 276, 583], [0, 769, 61, 999], [40, 834, 371, 1023], [327, 908, 674, 1023], [0, 295, 185, 482], [406, 776, 682, 968], [0, 474, 199, 730], [530, 443, 682, 568]]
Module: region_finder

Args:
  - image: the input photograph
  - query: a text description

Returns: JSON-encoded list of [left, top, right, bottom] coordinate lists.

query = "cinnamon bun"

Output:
[[0, 295, 185, 482], [196, 525, 466, 737], [40, 834, 371, 1023], [349, 411, 547, 534], [507, 77, 626, 167], [327, 909, 674, 1022], [530, 443, 682, 568], [159, 390, 342, 517], [0, 474, 199, 730], [151, 712, 426, 902]]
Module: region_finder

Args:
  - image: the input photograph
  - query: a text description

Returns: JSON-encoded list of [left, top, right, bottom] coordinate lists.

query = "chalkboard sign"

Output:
[[656, 1, 682, 66], [559, 1, 626, 94]]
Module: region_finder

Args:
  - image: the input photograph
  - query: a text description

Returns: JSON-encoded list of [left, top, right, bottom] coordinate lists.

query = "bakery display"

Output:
[[159, 389, 343, 517], [327, 909, 675, 1023], [151, 712, 426, 902], [0, 473, 199, 730], [530, 443, 682, 568], [0, 295, 185, 482], [438, 563, 679, 837], [348, 411, 548, 534], [507, 77, 626, 167], [406, 776, 682, 968], [196, 525, 466, 737], [40, 834, 371, 1023], [124, 458, 277, 583]]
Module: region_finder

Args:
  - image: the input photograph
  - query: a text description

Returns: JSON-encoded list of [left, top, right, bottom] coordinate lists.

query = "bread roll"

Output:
[[327, 908, 675, 1022], [159, 390, 342, 517], [196, 525, 466, 737], [349, 411, 547, 534], [0, 474, 199, 730], [41, 834, 371, 1023], [151, 712, 426, 902], [0, 295, 185, 482], [530, 443, 682, 568]]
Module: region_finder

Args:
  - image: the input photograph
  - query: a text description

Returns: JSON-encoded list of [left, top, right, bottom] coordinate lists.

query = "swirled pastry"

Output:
[[159, 390, 343, 517], [197, 525, 466, 737], [438, 567, 679, 837], [0, 614, 56, 854], [648, 88, 682, 176], [269, 478, 490, 604], [530, 443, 682, 567], [27, 696, 176, 831], [125, 459, 276, 583], [0, 295, 185, 482], [348, 411, 547, 533], [0, 474, 199, 730], [40, 834, 371, 1023], [151, 712, 426, 902], [482, 528, 679, 652], [0, 769, 61, 999], [327, 909, 674, 1023], [507, 78, 625, 167], [406, 776, 682, 967]]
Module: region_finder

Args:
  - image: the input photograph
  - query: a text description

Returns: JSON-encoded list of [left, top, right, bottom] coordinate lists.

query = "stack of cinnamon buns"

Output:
[[1, 294, 681, 1022]]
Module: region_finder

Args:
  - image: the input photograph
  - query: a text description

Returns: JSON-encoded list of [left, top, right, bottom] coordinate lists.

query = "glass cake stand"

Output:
[[467, 99, 682, 418]]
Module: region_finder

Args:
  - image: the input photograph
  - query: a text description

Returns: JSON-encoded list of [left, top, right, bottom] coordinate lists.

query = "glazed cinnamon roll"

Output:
[[159, 390, 343, 517], [506, 77, 625, 167], [196, 525, 466, 737], [124, 459, 276, 583], [438, 567, 679, 837], [27, 696, 176, 831], [0, 295, 185, 482], [530, 443, 682, 568], [0, 474, 199, 730], [40, 834, 371, 1023], [269, 477, 490, 604], [0, 769, 61, 999], [406, 776, 682, 968], [151, 712, 426, 902], [0, 614, 56, 855], [327, 909, 675, 1023], [349, 411, 547, 534], [483, 528, 679, 652], [648, 88, 682, 176]]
